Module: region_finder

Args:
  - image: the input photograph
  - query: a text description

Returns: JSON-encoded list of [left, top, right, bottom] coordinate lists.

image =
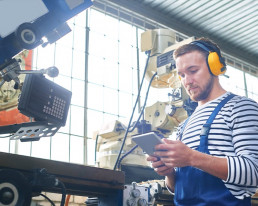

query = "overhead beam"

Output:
[[95, 0, 258, 67]]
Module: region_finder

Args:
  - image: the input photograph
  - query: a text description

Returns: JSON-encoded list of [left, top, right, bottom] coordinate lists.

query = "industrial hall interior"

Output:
[[0, 0, 258, 205]]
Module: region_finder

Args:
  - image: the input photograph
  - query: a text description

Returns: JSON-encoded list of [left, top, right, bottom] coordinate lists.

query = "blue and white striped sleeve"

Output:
[[226, 98, 258, 189]]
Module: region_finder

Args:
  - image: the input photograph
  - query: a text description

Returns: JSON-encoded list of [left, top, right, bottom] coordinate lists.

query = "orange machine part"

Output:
[[0, 50, 33, 126], [0, 108, 30, 126]]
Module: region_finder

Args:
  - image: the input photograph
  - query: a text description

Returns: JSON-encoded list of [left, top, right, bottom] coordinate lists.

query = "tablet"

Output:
[[132, 132, 164, 156]]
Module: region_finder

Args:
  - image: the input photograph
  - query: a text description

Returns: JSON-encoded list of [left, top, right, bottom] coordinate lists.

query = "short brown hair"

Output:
[[173, 37, 221, 60]]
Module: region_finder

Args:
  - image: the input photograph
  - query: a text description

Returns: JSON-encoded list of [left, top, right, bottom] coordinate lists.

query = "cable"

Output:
[[113, 50, 151, 170], [94, 134, 99, 165], [40, 194, 55, 206], [117, 72, 157, 168], [117, 145, 138, 169], [58, 180, 66, 206], [128, 72, 157, 133], [65, 194, 71, 206], [31, 169, 66, 206]]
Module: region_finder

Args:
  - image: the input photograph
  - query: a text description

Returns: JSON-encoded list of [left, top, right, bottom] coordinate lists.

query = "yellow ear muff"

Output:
[[208, 52, 226, 76], [190, 40, 227, 76]]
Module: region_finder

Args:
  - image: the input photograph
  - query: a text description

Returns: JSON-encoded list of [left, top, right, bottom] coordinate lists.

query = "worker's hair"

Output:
[[173, 37, 221, 59]]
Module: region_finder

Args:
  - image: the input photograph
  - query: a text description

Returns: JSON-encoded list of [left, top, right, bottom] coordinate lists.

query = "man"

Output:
[[147, 38, 258, 205]]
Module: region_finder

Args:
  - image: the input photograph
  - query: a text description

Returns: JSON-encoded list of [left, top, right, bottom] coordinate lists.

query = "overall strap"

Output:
[[199, 93, 235, 152]]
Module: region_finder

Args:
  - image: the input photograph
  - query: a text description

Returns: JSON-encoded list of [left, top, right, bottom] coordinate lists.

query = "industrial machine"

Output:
[[0, 152, 124, 206], [123, 180, 175, 206], [0, 0, 93, 141], [95, 29, 197, 170]]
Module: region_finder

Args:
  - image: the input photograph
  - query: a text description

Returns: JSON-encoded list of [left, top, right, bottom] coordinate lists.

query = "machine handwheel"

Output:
[[0, 169, 31, 206], [15, 22, 41, 50]]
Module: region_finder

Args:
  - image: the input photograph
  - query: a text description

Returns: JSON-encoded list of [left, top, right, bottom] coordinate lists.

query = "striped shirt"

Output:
[[176, 92, 258, 199]]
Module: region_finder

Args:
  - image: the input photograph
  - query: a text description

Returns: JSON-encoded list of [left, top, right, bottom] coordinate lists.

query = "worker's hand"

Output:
[[147, 155, 174, 176], [154, 138, 194, 168]]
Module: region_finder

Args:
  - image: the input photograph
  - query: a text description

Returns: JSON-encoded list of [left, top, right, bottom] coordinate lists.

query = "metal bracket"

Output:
[[2, 122, 61, 142]]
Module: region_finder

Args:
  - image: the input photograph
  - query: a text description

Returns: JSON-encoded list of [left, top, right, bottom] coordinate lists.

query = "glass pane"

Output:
[[88, 31, 105, 57], [73, 26, 86, 52], [88, 55, 105, 84], [0, 137, 10, 153], [103, 60, 118, 89], [119, 66, 133, 92], [104, 14, 119, 40], [119, 91, 133, 118], [104, 37, 118, 62], [139, 51, 148, 75], [54, 75, 71, 91], [132, 46, 138, 69], [72, 50, 85, 80], [55, 28, 74, 49], [35, 44, 55, 69], [119, 41, 134, 68], [70, 105, 84, 136], [70, 135, 84, 164], [87, 83, 103, 111], [51, 133, 69, 162], [74, 10, 86, 27], [147, 87, 171, 107], [9, 140, 16, 154], [103, 87, 118, 115], [131, 27, 137, 48], [119, 21, 133, 45], [55, 44, 73, 77], [131, 94, 139, 122], [17, 141, 31, 156], [87, 109, 103, 137], [88, 9, 106, 32], [118, 115, 128, 124], [71, 79, 85, 107], [248, 92, 258, 102], [87, 138, 95, 166], [220, 66, 245, 96], [103, 113, 119, 126], [246, 73, 258, 102], [31, 137, 50, 159], [132, 67, 139, 95]]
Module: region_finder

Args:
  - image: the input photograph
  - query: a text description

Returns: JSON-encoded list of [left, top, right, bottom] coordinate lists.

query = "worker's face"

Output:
[[176, 51, 214, 102]]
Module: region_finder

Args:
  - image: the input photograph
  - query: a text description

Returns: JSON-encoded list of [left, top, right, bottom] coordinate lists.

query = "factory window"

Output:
[[245, 73, 258, 102], [220, 65, 246, 96], [0, 8, 147, 166], [220, 64, 258, 101]]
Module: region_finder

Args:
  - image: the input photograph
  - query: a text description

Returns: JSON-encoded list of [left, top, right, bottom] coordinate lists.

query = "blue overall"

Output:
[[174, 94, 251, 206]]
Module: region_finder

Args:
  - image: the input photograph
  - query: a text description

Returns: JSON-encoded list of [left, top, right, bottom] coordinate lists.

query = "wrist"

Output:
[[190, 149, 201, 168], [165, 169, 175, 192], [165, 168, 175, 180]]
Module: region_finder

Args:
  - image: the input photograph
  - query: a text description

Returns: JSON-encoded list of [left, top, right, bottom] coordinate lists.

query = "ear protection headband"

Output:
[[191, 40, 226, 76]]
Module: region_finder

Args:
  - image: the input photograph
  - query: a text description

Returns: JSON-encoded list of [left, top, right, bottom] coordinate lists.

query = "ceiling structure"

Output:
[[93, 0, 258, 70]]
